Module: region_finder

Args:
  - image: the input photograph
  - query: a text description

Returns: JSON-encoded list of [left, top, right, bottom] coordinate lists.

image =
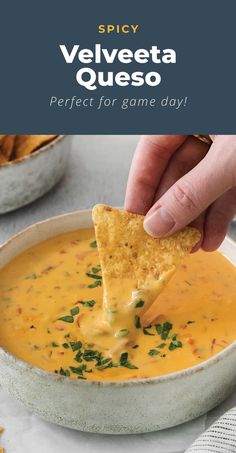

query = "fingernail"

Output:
[[144, 208, 175, 237]]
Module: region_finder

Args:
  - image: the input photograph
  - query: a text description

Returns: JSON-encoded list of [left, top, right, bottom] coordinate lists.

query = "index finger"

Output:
[[124, 135, 187, 215]]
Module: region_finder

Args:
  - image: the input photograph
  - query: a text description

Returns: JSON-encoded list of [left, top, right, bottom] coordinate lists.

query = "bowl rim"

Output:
[[0, 135, 67, 170], [0, 209, 235, 388]]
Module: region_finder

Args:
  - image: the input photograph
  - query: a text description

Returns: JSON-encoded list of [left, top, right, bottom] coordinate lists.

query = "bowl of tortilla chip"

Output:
[[0, 135, 71, 214]]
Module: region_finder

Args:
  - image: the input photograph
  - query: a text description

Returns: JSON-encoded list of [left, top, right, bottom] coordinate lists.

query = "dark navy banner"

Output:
[[0, 0, 235, 134]]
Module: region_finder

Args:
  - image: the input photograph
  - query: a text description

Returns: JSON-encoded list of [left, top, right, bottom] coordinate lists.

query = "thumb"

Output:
[[144, 138, 236, 237]]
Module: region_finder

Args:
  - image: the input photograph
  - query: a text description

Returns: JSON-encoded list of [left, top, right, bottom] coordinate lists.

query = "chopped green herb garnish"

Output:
[[7, 286, 17, 292], [70, 365, 86, 375], [91, 266, 101, 273], [157, 343, 166, 349], [123, 361, 138, 369], [135, 299, 145, 308], [163, 321, 173, 337], [51, 341, 59, 347], [119, 352, 138, 369], [155, 321, 173, 340], [59, 367, 70, 377], [161, 330, 170, 340], [100, 358, 112, 365], [155, 324, 162, 334], [148, 349, 160, 356], [89, 240, 97, 248], [117, 328, 129, 337], [86, 273, 102, 280], [169, 340, 182, 351], [70, 341, 82, 352], [164, 321, 173, 329], [74, 350, 83, 362], [62, 343, 70, 349], [83, 349, 102, 362], [80, 299, 96, 307], [120, 352, 128, 365], [58, 315, 74, 323], [2, 296, 11, 302], [96, 359, 113, 370], [70, 306, 80, 316], [25, 273, 38, 280], [112, 362, 120, 368], [143, 327, 155, 336], [135, 315, 141, 329], [88, 280, 102, 288]]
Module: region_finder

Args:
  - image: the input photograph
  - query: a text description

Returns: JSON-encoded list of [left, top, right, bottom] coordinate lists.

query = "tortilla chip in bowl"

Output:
[[0, 135, 72, 213]]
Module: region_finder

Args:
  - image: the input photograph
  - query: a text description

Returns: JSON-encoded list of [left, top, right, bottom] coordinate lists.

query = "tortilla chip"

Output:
[[0, 135, 16, 160], [14, 135, 57, 158], [0, 152, 7, 165], [93, 205, 200, 327], [93, 204, 200, 284]]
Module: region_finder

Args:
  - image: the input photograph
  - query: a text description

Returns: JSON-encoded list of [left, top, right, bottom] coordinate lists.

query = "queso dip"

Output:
[[0, 227, 236, 381]]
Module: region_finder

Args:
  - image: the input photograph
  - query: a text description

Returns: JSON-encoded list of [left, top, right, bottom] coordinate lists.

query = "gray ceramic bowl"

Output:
[[0, 210, 236, 434], [0, 135, 72, 214]]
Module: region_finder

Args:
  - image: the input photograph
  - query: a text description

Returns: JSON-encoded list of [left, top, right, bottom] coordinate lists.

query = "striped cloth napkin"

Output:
[[186, 407, 236, 452]]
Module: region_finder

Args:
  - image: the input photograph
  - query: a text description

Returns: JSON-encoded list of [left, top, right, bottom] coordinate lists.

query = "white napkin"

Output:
[[186, 407, 236, 452]]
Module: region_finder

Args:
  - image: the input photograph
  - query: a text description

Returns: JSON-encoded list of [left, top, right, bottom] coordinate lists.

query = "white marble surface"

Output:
[[0, 135, 235, 453]]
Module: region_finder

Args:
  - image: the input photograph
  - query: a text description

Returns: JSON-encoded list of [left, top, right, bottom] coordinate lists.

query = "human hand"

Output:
[[124, 135, 236, 251]]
